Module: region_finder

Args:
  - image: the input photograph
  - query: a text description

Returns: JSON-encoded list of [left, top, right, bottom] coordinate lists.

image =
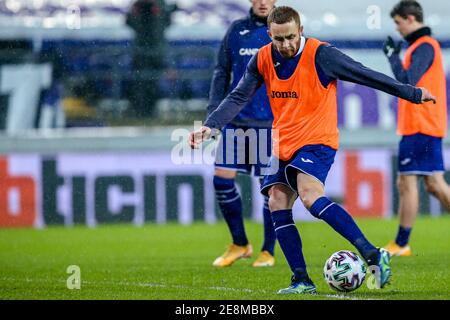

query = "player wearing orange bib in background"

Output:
[[189, 6, 435, 294], [383, 1, 450, 257]]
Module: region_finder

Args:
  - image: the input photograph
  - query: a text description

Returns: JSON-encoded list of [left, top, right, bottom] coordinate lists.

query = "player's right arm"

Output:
[[206, 24, 234, 116], [189, 54, 264, 149], [385, 42, 435, 85]]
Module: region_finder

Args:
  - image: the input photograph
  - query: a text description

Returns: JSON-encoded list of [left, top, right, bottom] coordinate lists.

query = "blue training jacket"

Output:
[[206, 9, 273, 128]]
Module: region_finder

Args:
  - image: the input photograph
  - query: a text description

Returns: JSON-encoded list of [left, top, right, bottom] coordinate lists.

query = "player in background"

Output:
[[208, 0, 277, 268], [190, 6, 436, 294], [383, 0, 449, 257]]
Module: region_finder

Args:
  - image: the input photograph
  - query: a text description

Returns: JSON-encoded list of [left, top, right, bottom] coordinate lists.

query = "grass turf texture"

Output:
[[1, 216, 449, 300]]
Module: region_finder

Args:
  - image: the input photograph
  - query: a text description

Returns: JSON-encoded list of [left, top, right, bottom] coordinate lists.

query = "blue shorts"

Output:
[[398, 133, 444, 175], [260, 144, 337, 196], [214, 124, 272, 177]]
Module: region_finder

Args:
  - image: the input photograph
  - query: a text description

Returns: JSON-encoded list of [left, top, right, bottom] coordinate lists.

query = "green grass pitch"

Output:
[[1, 216, 449, 300]]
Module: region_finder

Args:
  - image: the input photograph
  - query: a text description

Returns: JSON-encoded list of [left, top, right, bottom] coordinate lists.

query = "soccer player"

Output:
[[208, 0, 277, 268], [189, 6, 436, 294], [382, 1, 449, 257]]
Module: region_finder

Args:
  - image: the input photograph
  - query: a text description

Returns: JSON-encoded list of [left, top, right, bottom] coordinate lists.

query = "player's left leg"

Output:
[[296, 173, 379, 263], [251, 176, 276, 267], [424, 172, 450, 211], [252, 193, 276, 267], [294, 168, 391, 288], [387, 134, 446, 256], [280, 145, 389, 287], [250, 128, 277, 267]]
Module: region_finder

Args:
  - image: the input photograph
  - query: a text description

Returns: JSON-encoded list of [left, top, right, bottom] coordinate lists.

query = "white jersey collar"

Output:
[[295, 36, 306, 57]]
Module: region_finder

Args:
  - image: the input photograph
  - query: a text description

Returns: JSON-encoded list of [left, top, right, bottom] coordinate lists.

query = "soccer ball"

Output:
[[323, 250, 367, 292]]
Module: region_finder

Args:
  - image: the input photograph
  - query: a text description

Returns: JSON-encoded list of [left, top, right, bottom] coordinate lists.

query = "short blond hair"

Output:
[[267, 6, 301, 27]]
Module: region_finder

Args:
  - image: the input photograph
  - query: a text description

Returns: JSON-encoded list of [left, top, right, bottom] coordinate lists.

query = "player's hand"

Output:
[[188, 126, 212, 149], [419, 87, 436, 104], [383, 36, 402, 58]]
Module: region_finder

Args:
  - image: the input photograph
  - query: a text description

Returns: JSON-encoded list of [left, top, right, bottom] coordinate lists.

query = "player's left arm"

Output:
[[316, 44, 435, 104]]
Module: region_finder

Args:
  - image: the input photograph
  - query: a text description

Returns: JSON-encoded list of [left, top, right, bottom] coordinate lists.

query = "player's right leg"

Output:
[[267, 184, 316, 294], [384, 175, 417, 257], [212, 168, 252, 267], [212, 125, 253, 267], [261, 160, 316, 294]]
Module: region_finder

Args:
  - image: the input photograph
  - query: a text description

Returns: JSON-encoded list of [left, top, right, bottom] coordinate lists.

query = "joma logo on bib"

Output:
[[271, 90, 299, 99]]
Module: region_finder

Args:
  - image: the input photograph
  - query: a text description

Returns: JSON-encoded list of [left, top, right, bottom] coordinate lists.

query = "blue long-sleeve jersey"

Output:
[[204, 37, 423, 130], [207, 9, 273, 128]]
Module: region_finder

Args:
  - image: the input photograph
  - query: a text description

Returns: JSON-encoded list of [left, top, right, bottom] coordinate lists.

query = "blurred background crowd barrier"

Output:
[[1, 0, 450, 227], [0, 0, 449, 131]]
